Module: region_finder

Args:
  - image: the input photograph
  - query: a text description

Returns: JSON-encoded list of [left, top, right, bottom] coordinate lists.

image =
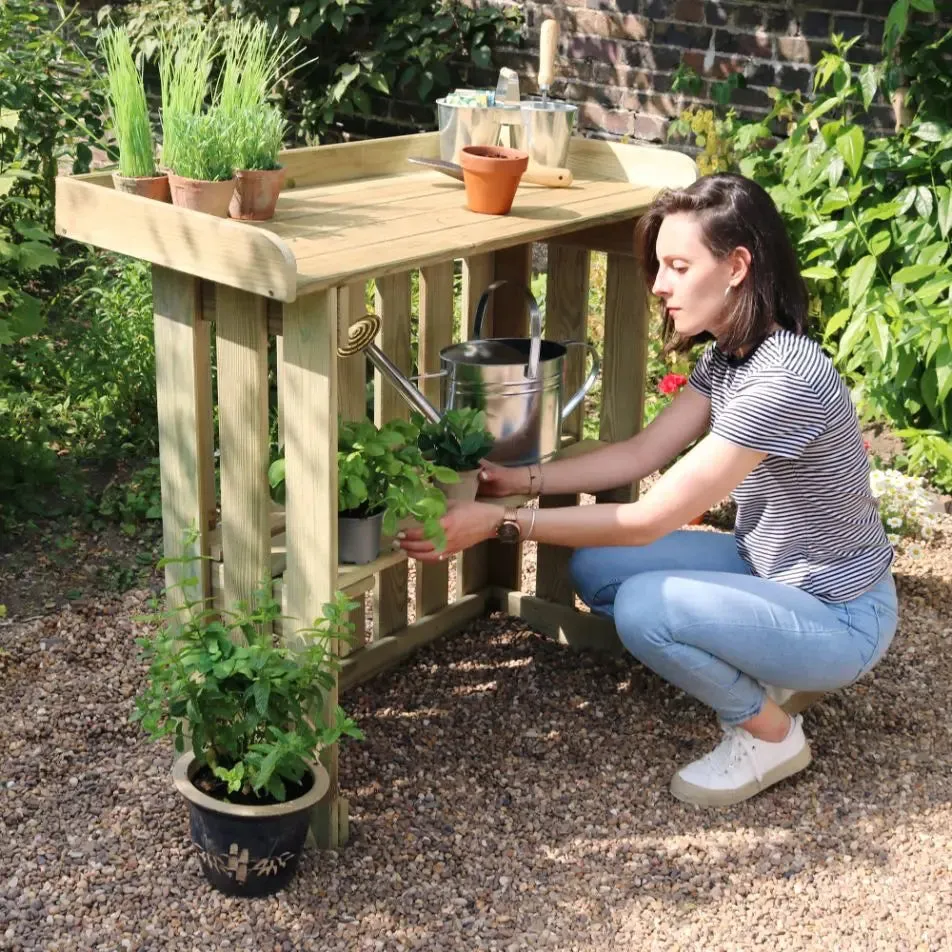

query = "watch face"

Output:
[[497, 520, 521, 543]]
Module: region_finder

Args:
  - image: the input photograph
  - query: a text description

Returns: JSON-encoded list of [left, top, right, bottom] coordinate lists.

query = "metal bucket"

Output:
[[511, 100, 578, 168], [436, 98, 519, 162], [439, 281, 600, 466]]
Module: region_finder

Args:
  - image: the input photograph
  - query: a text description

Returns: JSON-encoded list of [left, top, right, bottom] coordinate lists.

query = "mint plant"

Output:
[[133, 571, 363, 804], [415, 408, 494, 472]]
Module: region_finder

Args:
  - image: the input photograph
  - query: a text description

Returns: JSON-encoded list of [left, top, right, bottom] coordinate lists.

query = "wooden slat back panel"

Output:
[[416, 262, 455, 618], [373, 272, 413, 638], [338, 281, 371, 651]]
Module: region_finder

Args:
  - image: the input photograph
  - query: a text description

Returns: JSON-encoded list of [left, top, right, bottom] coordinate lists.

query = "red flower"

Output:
[[658, 373, 689, 396], [863, 439, 871, 452]]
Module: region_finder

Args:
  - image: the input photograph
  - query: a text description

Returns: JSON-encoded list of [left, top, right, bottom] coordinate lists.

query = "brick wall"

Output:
[[472, 0, 898, 143]]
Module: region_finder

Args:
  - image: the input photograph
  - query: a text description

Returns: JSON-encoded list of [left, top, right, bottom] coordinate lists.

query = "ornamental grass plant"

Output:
[[159, 27, 216, 172]]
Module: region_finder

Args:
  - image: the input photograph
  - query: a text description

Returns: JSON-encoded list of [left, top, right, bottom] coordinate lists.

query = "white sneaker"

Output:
[[670, 715, 812, 807]]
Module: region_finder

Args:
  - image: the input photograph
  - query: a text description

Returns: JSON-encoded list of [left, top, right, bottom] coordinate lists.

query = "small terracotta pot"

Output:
[[112, 171, 171, 202], [459, 145, 529, 215], [168, 174, 238, 218], [229, 166, 287, 221], [436, 469, 480, 503]]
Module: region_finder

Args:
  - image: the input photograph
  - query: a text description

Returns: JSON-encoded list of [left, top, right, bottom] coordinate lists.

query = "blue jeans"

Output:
[[569, 531, 899, 726]]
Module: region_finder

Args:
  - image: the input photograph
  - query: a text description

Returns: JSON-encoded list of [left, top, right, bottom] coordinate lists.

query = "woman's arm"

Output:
[[478, 385, 712, 498], [399, 433, 767, 560]]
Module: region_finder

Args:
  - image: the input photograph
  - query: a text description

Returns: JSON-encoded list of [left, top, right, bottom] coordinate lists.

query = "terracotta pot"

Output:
[[436, 468, 480, 503], [112, 172, 171, 202], [168, 174, 238, 217], [229, 166, 287, 221], [459, 145, 529, 215]]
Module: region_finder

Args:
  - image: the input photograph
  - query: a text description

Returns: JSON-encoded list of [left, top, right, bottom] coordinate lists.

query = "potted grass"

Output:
[[228, 106, 287, 221], [100, 27, 168, 201], [217, 21, 299, 221], [133, 569, 363, 896], [164, 107, 237, 217], [415, 408, 495, 502], [158, 27, 217, 175]]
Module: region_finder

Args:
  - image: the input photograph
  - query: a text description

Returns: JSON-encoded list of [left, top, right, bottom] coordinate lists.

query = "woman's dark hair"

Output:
[[635, 173, 809, 355]]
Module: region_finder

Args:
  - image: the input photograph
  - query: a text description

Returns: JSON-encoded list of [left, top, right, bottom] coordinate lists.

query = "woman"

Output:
[[398, 174, 898, 807]]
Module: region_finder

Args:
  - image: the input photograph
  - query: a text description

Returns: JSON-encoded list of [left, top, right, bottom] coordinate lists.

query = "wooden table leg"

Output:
[[486, 243, 534, 593], [597, 250, 649, 505], [536, 245, 590, 606], [215, 285, 273, 612], [152, 266, 215, 613], [281, 289, 342, 848]]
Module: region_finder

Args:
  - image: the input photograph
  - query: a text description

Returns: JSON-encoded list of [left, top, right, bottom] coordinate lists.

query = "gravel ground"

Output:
[[2, 522, 952, 952]]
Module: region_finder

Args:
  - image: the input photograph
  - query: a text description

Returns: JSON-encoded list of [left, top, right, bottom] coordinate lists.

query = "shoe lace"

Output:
[[705, 727, 763, 782]]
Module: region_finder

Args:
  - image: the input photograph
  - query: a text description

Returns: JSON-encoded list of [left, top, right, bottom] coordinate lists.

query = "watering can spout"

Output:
[[337, 315, 442, 423]]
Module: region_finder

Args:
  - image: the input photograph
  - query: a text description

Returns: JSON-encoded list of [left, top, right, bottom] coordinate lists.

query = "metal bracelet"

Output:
[[525, 506, 538, 541]]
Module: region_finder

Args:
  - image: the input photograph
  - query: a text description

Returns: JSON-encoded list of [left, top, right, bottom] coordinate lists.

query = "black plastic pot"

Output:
[[172, 753, 329, 897], [338, 510, 384, 564]]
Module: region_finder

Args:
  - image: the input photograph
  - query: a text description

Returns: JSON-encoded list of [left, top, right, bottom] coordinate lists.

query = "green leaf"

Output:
[[471, 44, 491, 69], [937, 343, 952, 403], [17, 241, 58, 269], [848, 255, 876, 308], [892, 263, 935, 285], [867, 310, 889, 363], [801, 265, 838, 280], [838, 311, 868, 361], [937, 186, 952, 239], [868, 229, 891, 256], [914, 186, 934, 219], [252, 681, 271, 716], [824, 307, 852, 337], [913, 121, 943, 142], [858, 66, 878, 109], [835, 125, 864, 178]]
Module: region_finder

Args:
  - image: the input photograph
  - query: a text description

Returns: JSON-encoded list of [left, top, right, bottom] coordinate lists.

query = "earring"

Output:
[[724, 285, 733, 297]]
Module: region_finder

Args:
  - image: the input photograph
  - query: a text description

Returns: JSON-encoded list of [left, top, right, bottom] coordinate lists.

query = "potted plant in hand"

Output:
[[133, 572, 363, 897], [337, 418, 451, 564], [163, 107, 236, 216], [100, 27, 169, 201], [415, 408, 495, 502]]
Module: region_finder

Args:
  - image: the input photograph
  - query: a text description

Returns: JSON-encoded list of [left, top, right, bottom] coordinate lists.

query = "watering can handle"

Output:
[[560, 340, 601, 421], [472, 279, 544, 379]]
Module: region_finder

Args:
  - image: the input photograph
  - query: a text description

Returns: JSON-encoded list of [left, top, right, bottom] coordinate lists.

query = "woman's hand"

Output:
[[397, 502, 501, 562], [476, 461, 530, 498]]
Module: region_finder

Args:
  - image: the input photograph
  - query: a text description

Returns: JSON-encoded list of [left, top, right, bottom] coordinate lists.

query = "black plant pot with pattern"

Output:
[[172, 753, 329, 896]]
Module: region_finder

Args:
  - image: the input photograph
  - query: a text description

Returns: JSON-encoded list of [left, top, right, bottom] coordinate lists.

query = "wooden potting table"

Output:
[[56, 131, 696, 847]]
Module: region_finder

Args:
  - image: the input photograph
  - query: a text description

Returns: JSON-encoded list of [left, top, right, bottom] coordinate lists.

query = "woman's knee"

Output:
[[612, 573, 672, 658]]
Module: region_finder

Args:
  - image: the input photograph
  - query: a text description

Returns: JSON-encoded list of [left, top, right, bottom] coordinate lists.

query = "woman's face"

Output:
[[651, 212, 749, 339]]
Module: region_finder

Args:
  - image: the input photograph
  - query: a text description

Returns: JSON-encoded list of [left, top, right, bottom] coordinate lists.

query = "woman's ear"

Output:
[[727, 246, 752, 288]]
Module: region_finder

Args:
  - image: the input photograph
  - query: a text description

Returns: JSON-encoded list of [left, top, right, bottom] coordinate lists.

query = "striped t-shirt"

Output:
[[689, 329, 893, 602]]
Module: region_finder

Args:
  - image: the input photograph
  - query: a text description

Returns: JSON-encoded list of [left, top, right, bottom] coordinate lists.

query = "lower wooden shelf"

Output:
[[208, 438, 610, 599]]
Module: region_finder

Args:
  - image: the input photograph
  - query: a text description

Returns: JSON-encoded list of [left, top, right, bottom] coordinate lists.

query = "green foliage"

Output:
[[133, 575, 362, 803], [1, 256, 158, 526], [0, 0, 107, 350], [108, 0, 522, 143], [163, 108, 235, 180], [97, 459, 163, 535], [231, 105, 286, 171], [415, 407, 494, 472], [101, 26, 157, 177]]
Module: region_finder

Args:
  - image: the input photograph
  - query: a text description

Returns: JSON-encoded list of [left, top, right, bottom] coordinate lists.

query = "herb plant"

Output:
[[231, 105, 285, 172], [100, 27, 156, 178], [158, 27, 216, 171], [133, 572, 363, 804], [415, 408, 494, 472], [163, 108, 234, 181]]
